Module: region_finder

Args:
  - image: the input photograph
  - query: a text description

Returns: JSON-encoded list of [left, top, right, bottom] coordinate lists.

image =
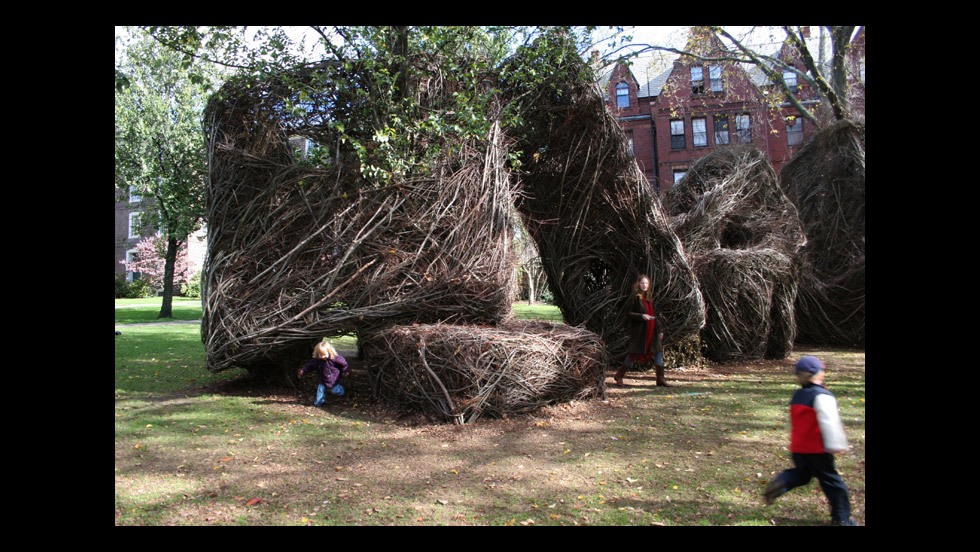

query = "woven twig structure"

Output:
[[361, 321, 607, 424], [663, 146, 805, 361], [503, 35, 706, 362], [779, 120, 865, 346], [201, 64, 517, 374]]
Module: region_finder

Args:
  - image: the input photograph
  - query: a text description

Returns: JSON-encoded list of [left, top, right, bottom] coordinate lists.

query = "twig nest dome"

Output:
[[201, 66, 517, 374], [504, 33, 705, 361], [779, 120, 865, 347], [663, 145, 805, 361], [361, 321, 608, 424]]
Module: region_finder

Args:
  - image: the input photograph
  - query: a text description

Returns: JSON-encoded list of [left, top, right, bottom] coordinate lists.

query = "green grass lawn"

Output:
[[511, 302, 563, 322], [115, 301, 865, 526]]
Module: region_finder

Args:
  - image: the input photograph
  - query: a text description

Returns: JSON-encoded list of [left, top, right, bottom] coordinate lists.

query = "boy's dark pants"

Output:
[[774, 452, 852, 522]]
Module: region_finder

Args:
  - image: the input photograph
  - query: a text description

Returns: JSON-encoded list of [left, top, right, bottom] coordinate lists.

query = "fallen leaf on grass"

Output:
[[245, 498, 261, 506], [437, 500, 448, 505], [219, 457, 233, 462]]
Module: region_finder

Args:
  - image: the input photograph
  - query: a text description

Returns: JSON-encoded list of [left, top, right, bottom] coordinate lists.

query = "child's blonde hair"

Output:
[[313, 339, 337, 360]]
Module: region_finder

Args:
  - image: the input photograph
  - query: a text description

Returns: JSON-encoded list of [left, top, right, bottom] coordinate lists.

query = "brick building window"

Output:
[[128, 185, 141, 203], [736, 114, 752, 144], [616, 82, 629, 108], [783, 70, 799, 92], [691, 67, 704, 94], [125, 249, 142, 283], [670, 119, 686, 149], [709, 65, 723, 93], [714, 115, 730, 145], [128, 212, 143, 239], [627, 130, 634, 157], [787, 117, 804, 146], [673, 169, 688, 187], [692, 117, 707, 147]]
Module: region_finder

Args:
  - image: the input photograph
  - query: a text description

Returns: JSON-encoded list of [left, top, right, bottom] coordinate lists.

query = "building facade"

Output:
[[600, 26, 864, 194], [114, 186, 206, 288]]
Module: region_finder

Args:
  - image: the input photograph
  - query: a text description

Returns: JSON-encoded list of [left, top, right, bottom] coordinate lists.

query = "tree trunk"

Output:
[[527, 267, 537, 304], [828, 26, 855, 121], [158, 235, 179, 319]]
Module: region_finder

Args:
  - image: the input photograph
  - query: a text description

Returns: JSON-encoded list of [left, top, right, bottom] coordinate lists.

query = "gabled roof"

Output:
[[595, 63, 616, 96], [596, 27, 864, 98], [638, 67, 672, 99]]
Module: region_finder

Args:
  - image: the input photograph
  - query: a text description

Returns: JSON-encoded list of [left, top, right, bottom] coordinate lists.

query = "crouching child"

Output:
[[298, 339, 350, 406]]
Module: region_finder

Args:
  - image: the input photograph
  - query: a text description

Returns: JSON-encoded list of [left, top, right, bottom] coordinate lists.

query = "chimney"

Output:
[[591, 50, 600, 65], [801, 26, 811, 38]]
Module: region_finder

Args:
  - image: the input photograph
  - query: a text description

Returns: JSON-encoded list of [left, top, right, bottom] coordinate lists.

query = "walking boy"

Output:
[[764, 355, 858, 526]]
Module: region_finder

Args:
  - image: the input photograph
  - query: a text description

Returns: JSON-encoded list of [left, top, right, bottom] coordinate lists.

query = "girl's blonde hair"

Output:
[[313, 340, 337, 360], [633, 275, 653, 301]]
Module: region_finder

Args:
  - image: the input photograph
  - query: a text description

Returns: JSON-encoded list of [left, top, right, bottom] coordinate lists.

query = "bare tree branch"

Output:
[[712, 27, 821, 127]]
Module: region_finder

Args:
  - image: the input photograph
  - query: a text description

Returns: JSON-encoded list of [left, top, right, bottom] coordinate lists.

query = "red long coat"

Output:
[[625, 295, 664, 356]]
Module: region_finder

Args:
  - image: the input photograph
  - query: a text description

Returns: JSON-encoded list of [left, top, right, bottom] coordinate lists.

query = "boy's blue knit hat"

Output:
[[795, 356, 825, 375]]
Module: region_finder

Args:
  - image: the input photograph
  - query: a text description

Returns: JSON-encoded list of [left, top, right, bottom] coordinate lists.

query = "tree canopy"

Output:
[[115, 29, 222, 316]]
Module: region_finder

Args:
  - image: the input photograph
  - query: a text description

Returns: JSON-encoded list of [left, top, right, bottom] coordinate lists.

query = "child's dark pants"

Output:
[[774, 452, 852, 523]]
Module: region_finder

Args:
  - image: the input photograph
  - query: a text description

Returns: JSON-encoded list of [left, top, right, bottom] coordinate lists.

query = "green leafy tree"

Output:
[[142, 26, 607, 181], [115, 28, 220, 318]]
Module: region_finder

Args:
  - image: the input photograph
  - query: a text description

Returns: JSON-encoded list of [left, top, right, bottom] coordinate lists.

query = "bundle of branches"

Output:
[[201, 63, 517, 374], [662, 146, 805, 361], [501, 31, 705, 362], [664, 334, 707, 371], [361, 321, 607, 424], [779, 120, 865, 346]]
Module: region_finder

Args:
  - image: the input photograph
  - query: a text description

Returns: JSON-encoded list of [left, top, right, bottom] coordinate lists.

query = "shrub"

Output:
[[181, 271, 202, 298], [538, 288, 555, 304], [115, 273, 129, 298], [126, 278, 155, 299]]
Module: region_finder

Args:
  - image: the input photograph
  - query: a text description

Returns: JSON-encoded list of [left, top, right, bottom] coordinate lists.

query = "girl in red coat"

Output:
[[614, 275, 669, 387]]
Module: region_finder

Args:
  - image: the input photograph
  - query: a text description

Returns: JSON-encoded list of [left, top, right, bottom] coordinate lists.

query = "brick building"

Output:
[[599, 26, 864, 193], [114, 186, 206, 288]]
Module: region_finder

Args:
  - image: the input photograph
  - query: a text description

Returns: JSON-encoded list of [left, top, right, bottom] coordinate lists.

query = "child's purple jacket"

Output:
[[299, 355, 349, 387]]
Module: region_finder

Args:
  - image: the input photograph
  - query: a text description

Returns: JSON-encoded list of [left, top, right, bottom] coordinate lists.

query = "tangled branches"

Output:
[[663, 146, 805, 361], [361, 321, 607, 424], [202, 64, 517, 374], [780, 120, 865, 346], [504, 36, 706, 361]]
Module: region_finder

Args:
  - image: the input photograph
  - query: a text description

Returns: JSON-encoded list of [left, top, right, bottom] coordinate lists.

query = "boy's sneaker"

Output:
[[763, 478, 787, 505], [831, 518, 858, 526]]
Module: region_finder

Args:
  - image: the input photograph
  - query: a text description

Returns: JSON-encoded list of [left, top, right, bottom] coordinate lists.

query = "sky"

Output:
[[119, 26, 828, 74], [594, 26, 835, 79]]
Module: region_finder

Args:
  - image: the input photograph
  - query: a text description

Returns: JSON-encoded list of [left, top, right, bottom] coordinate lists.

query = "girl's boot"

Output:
[[614, 365, 628, 386], [655, 365, 671, 387]]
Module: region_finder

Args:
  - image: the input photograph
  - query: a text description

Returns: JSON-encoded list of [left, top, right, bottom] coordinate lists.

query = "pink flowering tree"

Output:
[[121, 234, 191, 291]]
